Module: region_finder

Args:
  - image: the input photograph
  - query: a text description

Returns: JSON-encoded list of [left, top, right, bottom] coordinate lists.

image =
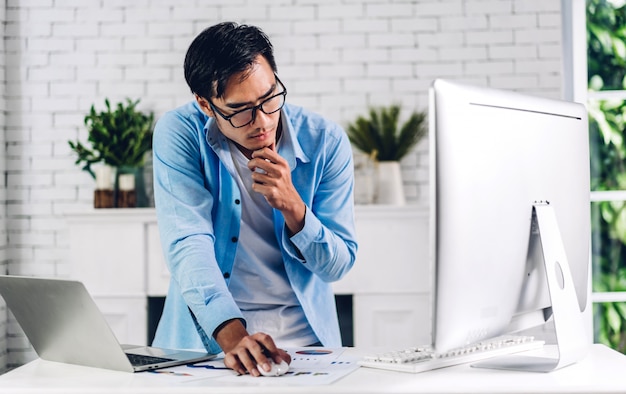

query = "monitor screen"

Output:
[[429, 79, 591, 356]]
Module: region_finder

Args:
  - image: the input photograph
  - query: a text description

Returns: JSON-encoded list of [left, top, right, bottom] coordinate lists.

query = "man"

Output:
[[151, 22, 358, 376]]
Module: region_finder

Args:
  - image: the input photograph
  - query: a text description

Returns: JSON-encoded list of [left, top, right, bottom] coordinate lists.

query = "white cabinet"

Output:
[[67, 209, 156, 346], [66, 205, 429, 349], [333, 206, 431, 348]]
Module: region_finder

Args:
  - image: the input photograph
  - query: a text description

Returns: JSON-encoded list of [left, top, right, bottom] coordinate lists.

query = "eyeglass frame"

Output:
[[206, 75, 287, 129]]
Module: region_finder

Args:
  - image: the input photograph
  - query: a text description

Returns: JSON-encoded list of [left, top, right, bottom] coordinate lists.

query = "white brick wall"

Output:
[[0, 0, 6, 375], [0, 0, 564, 371]]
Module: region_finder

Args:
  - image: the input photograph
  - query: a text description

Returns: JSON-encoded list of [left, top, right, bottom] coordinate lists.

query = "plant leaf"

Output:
[[69, 97, 155, 174], [345, 105, 427, 162]]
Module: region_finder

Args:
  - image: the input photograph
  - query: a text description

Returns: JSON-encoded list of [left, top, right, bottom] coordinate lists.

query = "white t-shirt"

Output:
[[226, 137, 318, 347]]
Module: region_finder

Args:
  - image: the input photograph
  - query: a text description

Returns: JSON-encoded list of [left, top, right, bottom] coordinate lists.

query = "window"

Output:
[[572, 0, 626, 353]]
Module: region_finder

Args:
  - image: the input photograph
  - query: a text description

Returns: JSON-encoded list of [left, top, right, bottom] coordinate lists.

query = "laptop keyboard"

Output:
[[126, 353, 175, 366]]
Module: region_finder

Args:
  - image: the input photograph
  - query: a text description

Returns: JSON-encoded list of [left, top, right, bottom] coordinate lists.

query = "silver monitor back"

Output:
[[429, 79, 591, 352]]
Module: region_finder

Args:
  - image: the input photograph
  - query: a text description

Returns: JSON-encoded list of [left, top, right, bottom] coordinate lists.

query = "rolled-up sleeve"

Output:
[[282, 124, 357, 283]]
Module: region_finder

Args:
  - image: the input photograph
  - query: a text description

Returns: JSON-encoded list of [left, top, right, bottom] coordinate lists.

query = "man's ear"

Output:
[[194, 94, 214, 118]]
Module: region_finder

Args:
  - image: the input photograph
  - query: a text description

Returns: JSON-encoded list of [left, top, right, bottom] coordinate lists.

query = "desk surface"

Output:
[[1, 344, 625, 394]]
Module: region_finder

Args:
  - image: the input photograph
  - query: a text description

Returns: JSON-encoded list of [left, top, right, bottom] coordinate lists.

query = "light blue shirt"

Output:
[[151, 101, 358, 354]]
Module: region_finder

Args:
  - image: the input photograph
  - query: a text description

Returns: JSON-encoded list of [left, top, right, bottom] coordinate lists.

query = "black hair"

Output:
[[184, 22, 277, 100]]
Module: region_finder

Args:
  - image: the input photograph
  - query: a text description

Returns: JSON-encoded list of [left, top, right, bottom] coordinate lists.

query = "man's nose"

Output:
[[251, 107, 272, 127]]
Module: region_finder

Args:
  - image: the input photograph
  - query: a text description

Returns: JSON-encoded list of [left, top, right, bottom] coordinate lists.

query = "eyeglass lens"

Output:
[[230, 93, 285, 128]]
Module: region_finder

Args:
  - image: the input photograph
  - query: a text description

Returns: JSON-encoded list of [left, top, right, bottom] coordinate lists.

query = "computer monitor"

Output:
[[429, 79, 592, 372]]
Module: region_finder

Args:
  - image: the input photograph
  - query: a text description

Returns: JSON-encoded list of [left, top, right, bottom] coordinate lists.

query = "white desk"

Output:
[[1, 345, 625, 394]]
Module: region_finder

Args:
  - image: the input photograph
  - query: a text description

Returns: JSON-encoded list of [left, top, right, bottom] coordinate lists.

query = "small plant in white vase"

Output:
[[346, 105, 427, 205]]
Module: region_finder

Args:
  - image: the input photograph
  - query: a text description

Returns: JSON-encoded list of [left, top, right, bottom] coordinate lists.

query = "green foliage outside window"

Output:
[[587, 0, 626, 90], [587, 0, 626, 353]]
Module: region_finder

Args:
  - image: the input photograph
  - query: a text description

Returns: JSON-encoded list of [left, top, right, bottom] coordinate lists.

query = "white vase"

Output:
[[353, 153, 376, 204], [374, 161, 406, 205]]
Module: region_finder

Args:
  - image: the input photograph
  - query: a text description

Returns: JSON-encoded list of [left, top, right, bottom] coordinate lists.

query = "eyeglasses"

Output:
[[207, 76, 287, 128]]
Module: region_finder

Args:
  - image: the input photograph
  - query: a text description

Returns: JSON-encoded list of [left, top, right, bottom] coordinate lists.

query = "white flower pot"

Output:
[[374, 161, 406, 205]]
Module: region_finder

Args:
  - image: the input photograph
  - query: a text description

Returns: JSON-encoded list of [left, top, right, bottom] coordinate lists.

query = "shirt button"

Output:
[[223, 272, 230, 279], [235, 199, 240, 205], [231, 236, 238, 243]]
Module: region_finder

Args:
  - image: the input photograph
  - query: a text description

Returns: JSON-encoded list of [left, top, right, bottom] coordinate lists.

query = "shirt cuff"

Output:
[[282, 206, 321, 263]]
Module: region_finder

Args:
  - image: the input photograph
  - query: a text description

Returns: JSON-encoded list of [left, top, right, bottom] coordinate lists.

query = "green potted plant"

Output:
[[346, 104, 427, 205], [69, 98, 155, 208]]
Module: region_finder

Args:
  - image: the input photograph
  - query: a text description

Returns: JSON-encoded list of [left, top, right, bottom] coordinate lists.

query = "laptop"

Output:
[[0, 275, 215, 372]]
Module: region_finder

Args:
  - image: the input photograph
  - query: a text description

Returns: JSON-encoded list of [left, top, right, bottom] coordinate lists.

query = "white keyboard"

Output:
[[359, 335, 544, 373]]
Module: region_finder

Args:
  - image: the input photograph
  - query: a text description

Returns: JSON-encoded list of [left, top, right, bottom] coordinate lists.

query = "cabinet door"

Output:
[[67, 211, 155, 346], [353, 293, 431, 349], [333, 207, 429, 295], [93, 296, 147, 345], [69, 221, 146, 295]]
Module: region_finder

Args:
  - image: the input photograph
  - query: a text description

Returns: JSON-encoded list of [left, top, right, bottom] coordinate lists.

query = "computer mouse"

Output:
[[256, 359, 289, 377]]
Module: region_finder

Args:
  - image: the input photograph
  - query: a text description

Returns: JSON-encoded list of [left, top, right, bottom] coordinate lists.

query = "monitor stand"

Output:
[[472, 203, 589, 372]]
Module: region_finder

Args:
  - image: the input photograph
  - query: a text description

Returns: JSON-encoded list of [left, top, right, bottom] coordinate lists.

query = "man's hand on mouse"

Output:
[[225, 334, 291, 377], [256, 359, 290, 377], [216, 319, 291, 377]]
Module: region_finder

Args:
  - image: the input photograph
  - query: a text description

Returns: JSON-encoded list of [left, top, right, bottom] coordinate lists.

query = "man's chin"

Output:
[[250, 136, 276, 150]]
